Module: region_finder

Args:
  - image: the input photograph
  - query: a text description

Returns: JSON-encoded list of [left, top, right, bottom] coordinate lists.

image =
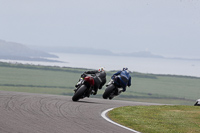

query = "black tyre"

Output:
[[103, 84, 115, 99], [72, 85, 87, 101]]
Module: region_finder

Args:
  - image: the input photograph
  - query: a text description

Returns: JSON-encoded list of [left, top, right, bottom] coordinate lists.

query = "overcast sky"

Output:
[[0, 0, 200, 58]]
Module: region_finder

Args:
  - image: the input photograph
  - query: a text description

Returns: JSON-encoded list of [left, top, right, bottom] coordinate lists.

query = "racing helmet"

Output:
[[122, 67, 128, 71], [98, 67, 105, 72]]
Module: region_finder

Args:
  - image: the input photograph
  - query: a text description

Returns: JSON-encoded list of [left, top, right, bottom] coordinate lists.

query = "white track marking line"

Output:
[[101, 108, 141, 133]]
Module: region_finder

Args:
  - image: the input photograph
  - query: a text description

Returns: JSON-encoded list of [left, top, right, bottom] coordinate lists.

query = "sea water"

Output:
[[1, 53, 200, 77]]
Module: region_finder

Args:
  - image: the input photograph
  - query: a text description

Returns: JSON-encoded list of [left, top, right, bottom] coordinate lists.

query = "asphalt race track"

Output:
[[0, 91, 161, 133]]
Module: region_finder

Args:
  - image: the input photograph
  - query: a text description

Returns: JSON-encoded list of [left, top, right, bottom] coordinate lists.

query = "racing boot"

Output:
[[106, 79, 113, 87], [92, 88, 98, 95], [74, 88, 78, 92], [118, 88, 123, 94]]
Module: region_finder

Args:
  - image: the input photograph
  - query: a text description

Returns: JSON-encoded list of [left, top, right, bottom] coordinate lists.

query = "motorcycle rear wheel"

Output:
[[103, 84, 115, 99], [72, 85, 87, 101]]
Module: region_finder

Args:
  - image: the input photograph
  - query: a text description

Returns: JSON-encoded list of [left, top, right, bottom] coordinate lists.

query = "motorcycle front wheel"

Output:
[[102, 84, 115, 99], [72, 85, 87, 101]]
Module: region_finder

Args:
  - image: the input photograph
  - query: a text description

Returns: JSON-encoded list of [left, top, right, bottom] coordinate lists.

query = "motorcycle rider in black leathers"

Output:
[[80, 67, 106, 95]]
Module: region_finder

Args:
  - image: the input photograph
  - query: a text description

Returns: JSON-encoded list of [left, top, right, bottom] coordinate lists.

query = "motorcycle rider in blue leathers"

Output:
[[109, 67, 131, 93]]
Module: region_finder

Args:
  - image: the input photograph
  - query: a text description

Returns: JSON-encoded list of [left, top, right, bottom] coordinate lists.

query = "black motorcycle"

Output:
[[103, 76, 124, 100], [72, 75, 95, 101]]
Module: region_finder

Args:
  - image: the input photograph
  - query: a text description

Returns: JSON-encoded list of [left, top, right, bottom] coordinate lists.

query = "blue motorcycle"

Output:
[[102, 75, 124, 100]]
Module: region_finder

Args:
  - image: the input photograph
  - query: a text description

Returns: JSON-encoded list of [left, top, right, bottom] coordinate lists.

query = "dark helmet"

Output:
[[122, 67, 128, 71]]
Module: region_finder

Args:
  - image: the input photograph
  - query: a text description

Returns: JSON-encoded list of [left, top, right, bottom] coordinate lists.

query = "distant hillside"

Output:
[[31, 46, 114, 56], [0, 40, 59, 62], [33, 46, 200, 61], [32, 46, 163, 58]]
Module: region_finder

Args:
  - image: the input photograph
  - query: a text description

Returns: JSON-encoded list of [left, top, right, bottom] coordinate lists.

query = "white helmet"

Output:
[[98, 67, 105, 72]]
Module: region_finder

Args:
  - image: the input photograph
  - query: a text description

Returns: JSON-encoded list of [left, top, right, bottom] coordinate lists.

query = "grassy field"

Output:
[[0, 62, 199, 105], [108, 105, 200, 133]]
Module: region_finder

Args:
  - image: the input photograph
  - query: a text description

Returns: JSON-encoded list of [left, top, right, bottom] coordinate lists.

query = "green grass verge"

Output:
[[0, 62, 199, 105], [108, 105, 200, 133]]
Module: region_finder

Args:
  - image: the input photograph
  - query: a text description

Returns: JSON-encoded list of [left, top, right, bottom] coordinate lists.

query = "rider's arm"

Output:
[[112, 71, 121, 79], [84, 70, 98, 74], [114, 71, 121, 75]]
